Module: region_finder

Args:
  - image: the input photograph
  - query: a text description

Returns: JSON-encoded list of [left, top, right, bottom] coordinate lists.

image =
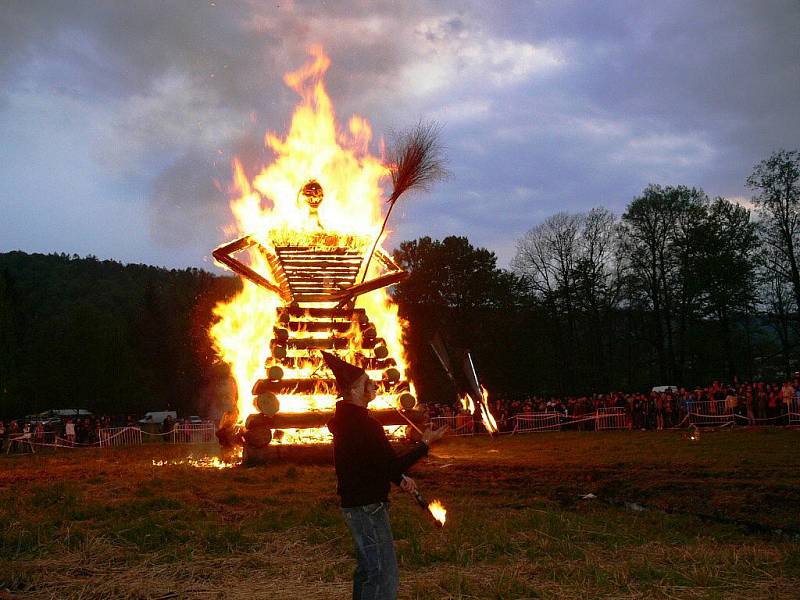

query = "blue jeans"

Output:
[[342, 502, 399, 600]]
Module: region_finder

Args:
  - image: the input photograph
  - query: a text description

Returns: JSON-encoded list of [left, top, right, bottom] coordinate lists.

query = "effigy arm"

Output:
[[212, 236, 291, 301]]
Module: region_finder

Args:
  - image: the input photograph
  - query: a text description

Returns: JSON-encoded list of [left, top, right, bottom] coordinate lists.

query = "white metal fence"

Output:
[[168, 423, 217, 444], [510, 409, 629, 434], [687, 398, 800, 426], [596, 407, 628, 430], [99, 426, 144, 447], [512, 413, 562, 433]]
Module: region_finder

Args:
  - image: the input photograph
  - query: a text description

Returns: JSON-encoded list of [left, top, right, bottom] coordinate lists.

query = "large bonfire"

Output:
[[209, 46, 419, 447]]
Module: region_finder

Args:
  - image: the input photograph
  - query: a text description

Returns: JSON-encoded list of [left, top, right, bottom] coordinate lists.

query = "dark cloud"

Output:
[[1, 0, 798, 268]]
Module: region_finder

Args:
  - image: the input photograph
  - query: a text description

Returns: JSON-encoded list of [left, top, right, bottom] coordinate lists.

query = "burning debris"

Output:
[[209, 47, 440, 462], [152, 451, 241, 470]]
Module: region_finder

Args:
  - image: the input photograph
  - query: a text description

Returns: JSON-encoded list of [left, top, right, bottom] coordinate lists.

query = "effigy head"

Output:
[[301, 179, 324, 209]]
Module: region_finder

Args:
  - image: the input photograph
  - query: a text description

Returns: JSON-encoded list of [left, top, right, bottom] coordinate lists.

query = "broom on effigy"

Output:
[[360, 121, 447, 283]]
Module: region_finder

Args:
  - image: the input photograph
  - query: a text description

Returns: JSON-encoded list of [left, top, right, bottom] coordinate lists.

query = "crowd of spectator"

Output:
[[425, 376, 800, 433], [0, 413, 206, 453], [3, 377, 799, 451]]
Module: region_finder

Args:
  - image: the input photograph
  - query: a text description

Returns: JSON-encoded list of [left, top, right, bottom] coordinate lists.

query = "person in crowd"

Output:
[[743, 384, 754, 423], [756, 382, 767, 421], [793, 385, 800, 423], [768, 384, 779, 420], [64, 418, 76, 446], [781, 381, 794, 425], [724, 387, 738, 418], [35, 421, 45, 443], [655, 393, 664, 430], [162, 414, 174, 436]]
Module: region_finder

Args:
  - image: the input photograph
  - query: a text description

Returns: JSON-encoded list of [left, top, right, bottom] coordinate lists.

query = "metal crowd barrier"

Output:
[[789, 399, 800, 425], [97, 424, 217, 446], [511, 409, 629, 433], [679, 398, 800, 426], [168, 423, 216, 444], [430, 415, 476, 436], [687, 400, 734, 426], [513, 413, 562, 433], [99, 426, 144, 447], [595, 407, 628, 430]]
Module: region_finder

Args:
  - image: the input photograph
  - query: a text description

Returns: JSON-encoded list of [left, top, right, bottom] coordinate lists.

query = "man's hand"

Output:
[[400, 475, 418, 495], [421, 424, 448, 446]]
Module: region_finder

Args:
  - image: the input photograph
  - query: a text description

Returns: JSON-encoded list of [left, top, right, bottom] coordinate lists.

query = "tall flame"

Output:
[[479, 385, 498, 433], [458, 386, 498, 434], [210, 46, 411, 441]]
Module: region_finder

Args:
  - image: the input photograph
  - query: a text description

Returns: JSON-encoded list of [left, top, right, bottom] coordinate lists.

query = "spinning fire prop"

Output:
[[208, 46, 445, 463]]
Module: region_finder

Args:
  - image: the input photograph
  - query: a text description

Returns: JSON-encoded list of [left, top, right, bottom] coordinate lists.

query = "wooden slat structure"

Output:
[[252, 378, 410, 395], [275, 246, 363, 301], [213, 230, 419, 447]]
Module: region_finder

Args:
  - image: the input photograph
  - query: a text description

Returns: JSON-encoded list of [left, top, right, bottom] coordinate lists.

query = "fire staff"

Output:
[[324, 351, 447, 600]]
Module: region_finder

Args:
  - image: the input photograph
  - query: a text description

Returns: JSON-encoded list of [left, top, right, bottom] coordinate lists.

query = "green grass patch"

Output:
[[1, 431, 799, 598]]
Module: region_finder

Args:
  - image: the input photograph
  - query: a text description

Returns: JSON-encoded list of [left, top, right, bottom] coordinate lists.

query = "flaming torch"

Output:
[[410, 488, 447, 528]]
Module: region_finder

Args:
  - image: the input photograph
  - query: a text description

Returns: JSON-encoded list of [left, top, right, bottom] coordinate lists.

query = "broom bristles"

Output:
[[357, 121, 447, 285], [387, 121, 447, 204]]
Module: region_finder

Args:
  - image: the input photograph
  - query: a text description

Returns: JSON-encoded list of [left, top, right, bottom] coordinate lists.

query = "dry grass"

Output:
[[2, 429, 799, 599]]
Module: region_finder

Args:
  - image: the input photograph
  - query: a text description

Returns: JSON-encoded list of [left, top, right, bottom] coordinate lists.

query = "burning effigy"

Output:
[[210, 46, 442, 463]]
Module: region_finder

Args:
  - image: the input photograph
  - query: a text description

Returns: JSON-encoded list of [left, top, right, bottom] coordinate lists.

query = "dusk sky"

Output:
[[1, 1, 798, 270]]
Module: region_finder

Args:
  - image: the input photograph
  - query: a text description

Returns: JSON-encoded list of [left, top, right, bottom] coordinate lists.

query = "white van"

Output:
[[651, 385, 678, 393], [139, 411, 178, 425]]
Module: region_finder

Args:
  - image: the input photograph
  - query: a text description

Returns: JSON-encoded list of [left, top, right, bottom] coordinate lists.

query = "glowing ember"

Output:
[[152, 451, 241, 469], [209, 45, 415, 445], [428, 499, 447, 526]]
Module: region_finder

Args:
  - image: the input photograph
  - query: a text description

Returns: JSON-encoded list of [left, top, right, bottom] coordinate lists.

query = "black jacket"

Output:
[[327, 400, 428, 508]]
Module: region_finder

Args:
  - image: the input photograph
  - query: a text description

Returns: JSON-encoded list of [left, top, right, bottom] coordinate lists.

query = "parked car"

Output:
[[189, 415, 203, 424], [139, 411, 178, 425]]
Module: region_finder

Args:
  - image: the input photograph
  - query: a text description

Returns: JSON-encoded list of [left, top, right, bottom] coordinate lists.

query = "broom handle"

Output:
[[360, 193, 398, 283], [393, 406, 424, 435]]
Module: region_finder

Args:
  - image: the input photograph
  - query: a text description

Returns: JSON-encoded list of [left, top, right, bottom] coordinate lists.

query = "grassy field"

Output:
[[1, 429, 799, 599]]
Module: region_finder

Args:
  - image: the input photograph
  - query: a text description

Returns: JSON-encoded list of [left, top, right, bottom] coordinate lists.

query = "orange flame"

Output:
[[459, 386, 497, 434], [209, 46, 412, 444], [428, 499, 447, 525], [152, 449, 241, 470], [479, 386, 498, 433]]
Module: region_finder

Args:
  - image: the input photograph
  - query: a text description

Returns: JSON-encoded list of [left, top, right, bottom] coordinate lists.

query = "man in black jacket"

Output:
[[324, 351, 446, 600]]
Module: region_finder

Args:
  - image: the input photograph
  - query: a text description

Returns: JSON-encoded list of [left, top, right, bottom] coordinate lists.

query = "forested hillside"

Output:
[[0, 252, 239, 420]]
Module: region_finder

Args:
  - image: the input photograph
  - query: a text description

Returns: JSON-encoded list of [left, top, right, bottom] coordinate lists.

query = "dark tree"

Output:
[[620, 185, 707, 383], [0, 252, 238, 420], [393, 236, 523, 310], [695, 198, 759, 378], [392, 236, 527, 403], [512, 209, 624, 393], [747, 150, 800, 312], [0, 269, 22, 417]]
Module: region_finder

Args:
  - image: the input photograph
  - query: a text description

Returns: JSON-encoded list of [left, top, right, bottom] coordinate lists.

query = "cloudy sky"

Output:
[[1, 0, 798, 270]]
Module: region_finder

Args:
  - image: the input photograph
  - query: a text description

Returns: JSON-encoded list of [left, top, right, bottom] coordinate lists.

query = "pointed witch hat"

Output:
[[321, 351, 366, 395]]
